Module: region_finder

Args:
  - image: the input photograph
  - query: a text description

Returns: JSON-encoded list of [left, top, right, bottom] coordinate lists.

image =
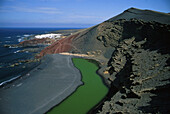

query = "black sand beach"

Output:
[[0, 54, 83, 114]]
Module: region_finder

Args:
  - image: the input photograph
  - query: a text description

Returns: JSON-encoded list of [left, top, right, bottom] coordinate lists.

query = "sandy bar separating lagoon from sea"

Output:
[[59, 52, 95, 57], [0, 54, 83, 114]]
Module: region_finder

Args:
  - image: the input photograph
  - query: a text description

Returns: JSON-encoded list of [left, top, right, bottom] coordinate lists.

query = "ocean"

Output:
[[0, 28, 72, 86]]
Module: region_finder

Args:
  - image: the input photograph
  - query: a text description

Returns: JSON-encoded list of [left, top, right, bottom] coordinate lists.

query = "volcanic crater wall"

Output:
[[95, 19, 170, 113]]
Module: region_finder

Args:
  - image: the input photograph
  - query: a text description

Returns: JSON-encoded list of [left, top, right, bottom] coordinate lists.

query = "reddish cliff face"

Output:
[[38, 33, 79, 57]]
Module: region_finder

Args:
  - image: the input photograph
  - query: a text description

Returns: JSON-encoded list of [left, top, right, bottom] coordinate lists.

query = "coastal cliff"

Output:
[[40, 8, 170, 113]]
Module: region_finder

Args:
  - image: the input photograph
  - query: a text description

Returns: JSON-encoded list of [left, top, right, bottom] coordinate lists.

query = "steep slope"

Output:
[[40, 8, 170, 113], [107, 7, 170, 24], [93, 9, 170, 114]]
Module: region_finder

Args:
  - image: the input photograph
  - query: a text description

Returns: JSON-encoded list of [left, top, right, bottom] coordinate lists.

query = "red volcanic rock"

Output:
[[39, 33, 79, 57], [19, 38, 56, 47]]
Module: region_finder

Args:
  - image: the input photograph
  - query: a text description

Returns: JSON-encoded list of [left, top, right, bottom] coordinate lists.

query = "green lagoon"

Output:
[[48, 58, 108, 114]]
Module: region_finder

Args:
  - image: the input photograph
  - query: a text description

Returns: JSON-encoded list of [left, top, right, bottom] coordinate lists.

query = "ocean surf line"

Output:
[[48, 58, 108, 114]]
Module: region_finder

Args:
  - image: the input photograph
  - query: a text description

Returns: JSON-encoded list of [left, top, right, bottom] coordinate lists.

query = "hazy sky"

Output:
[[0, 0, 169, 28]]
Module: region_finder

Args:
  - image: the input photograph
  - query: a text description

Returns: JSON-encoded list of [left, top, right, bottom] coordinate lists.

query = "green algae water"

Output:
[[48, 58, 108, 114]]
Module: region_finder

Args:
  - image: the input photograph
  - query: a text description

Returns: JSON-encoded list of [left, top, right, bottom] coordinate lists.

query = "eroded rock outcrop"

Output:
[[98, 36, 170, 114], [97, 18, 170, 53], [95, 18, 170, 113]]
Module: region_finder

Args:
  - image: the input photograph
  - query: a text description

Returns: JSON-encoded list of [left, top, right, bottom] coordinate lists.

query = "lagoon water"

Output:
[[48, 58, 108, 114]]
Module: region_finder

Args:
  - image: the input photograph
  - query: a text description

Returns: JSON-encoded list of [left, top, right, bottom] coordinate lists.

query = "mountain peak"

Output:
[[107, 7, 170, 24]]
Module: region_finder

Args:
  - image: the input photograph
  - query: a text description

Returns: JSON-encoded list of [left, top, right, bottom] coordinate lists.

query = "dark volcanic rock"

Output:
[[94, 9, 170, 114], [97, 19, 170, 53], [98, 37, 170, 114], [107, 7, 170, 24]]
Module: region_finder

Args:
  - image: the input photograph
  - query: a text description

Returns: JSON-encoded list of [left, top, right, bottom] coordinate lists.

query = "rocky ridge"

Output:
[[97, 37, 170, 114]]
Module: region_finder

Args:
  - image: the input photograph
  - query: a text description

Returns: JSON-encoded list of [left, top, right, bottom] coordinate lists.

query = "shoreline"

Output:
[[47, 57, 108, 114], [46, 57, 85, 113], [86, 58, 117, 114], [0, 60, 41, 88], [0, 53, 113, 114], [58, 54, 113, 113], [0, 54, 83, 114], [0, 28, 83, 87]]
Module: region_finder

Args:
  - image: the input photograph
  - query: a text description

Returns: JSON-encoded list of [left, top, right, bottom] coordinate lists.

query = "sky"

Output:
[[0, 0, 169, 28]]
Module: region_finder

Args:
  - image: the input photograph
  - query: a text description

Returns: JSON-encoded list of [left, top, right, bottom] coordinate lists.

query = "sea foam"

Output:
[[0, 75, 21, 86]]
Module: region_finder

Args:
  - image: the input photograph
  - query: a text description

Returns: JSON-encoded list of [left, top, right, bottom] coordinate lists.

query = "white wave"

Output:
[[18, 36, 27, 42], [16, 35, 21, 37], [14, 50, 20, 53], [5, 41, 10, 43], [0, 75, 21, 86], [18, 37, 24, 42], [6, 36, 11, 39], [18, 38, 22, 42], [9, 46, 18, 48], [23, 34, 30, 37]]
